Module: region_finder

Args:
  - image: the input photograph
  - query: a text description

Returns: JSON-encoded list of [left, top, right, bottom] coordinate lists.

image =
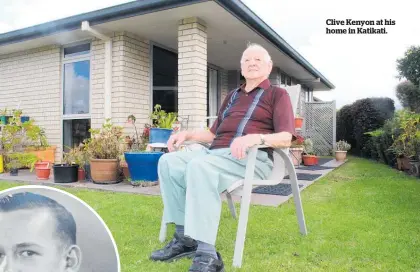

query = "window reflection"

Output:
[[63, 61, 90, 115]]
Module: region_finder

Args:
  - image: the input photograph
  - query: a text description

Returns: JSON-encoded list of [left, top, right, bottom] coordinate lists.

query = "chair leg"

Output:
[[284, 155, 308, 235], [232, 184, 253, 268], [159, 214, 167, 242], [226, 192, 237, 219]]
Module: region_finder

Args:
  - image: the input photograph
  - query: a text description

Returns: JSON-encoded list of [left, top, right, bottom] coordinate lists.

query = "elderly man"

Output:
[[150, 43, 295, 271]]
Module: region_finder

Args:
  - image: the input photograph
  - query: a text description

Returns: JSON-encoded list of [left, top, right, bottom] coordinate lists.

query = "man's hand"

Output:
[[230, 134, 260, 160], [167, 131, 190, 152]]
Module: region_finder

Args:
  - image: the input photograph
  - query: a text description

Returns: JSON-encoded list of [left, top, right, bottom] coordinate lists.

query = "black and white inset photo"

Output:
[[0, 185, 120, 272]]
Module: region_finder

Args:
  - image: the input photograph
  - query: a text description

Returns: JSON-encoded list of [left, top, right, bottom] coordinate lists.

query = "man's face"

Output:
[[240, 47, 273, 80], [0, 208, 78, 272]]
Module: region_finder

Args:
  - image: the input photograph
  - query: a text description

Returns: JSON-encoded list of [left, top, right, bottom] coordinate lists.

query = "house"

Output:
[[0, 0, 335, 161]]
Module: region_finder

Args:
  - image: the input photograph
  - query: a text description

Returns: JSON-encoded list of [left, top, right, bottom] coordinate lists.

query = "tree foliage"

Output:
[[395, 80, 420, 113], [336, 97, 395, 156], [396, 45, 420, 86]]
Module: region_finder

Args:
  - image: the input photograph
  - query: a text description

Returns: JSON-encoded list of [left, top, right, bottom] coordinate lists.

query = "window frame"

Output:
[[60, 41, 92, 153]]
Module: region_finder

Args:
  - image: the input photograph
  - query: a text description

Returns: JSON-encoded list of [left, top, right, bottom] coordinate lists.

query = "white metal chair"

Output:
[[158, 85, 307, 268]]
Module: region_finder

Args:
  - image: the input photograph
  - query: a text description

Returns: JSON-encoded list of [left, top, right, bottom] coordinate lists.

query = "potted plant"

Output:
[[335, 140, 351, 161], [290, 135, 305, 166], [120, 154, 130, 180], [53, 148, 79, 183], [25, 127, 57, 163], [72, 144, 89, 181], [302, 138, 318, 166], [389, 144, 411, 170], [149, 104, 177, 144], [5, 152, 38, 176], [0, 108, 8, 125], [390, 111, 420, 175], [124, 114, 164, 183], [34, 161, 51, 180], [295, 114, 304, 129], [85, 119, 124, 184]]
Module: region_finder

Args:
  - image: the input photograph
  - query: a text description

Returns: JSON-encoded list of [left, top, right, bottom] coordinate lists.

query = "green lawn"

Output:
[[1, 157, 420, 271]]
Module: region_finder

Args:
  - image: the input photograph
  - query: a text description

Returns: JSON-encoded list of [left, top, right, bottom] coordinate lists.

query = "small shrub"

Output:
[[85, 119, 125, 160], [336, 140, 351, 151]]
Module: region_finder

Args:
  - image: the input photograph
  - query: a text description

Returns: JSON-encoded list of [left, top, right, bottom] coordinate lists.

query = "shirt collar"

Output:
[[239, 78, 271, 93]]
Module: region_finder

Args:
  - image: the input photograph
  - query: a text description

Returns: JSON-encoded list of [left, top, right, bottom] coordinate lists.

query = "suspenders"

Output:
[[211, 86, 269, 147]]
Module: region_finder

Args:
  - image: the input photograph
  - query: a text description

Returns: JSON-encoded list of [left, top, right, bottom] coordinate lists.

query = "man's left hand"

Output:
[[230, 134, 260, 160]]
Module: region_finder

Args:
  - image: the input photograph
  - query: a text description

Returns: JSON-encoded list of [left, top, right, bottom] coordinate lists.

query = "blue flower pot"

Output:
[[124, 152, 164, 182], [149, 128, 173, 144], [20, 116, 30, 123]]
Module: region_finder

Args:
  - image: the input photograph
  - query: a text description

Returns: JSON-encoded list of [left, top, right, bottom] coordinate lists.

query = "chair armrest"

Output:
[[243, 146, 289, 182]]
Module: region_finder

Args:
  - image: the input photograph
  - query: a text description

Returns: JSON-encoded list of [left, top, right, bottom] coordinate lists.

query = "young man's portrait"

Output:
[[0, 192, 82, 272]]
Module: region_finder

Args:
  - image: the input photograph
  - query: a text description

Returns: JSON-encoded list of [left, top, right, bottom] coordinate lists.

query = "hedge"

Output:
[[336, 97, 395, 157]]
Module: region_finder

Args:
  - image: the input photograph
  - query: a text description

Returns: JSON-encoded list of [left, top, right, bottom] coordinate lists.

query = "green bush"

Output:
[[336, 105, 355, 149], [337, 97, 395, 158]]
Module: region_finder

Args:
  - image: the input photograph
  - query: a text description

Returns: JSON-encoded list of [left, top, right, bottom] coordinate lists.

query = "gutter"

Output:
[[215, 0, 335, 90]]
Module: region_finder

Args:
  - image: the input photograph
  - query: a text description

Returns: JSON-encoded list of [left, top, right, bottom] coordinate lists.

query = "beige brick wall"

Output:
[[89, 32, 150, 137], [91, 39, 105, 129], [178, 17, 207, 129], [111, 32, 150, 137], [0, 45, 62, 161]]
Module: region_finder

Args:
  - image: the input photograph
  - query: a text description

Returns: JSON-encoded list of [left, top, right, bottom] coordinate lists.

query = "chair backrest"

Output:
[[268, 84, 301, 179], [284, 84, 301, 117]]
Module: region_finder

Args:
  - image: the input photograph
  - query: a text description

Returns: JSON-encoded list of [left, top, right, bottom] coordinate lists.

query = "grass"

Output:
[[1, 156, 420, 271]]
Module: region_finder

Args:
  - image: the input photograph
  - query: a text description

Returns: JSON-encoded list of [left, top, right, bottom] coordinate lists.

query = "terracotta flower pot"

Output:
[[295, 117, 304, 129], [335, 151, 347, 161], [397, 156, 411, 170], [78, 168, 86, 181], [120, 161, 130, 179], [35, 168, 51, 180], [303, 155, 318, 166], [290, 147, 304, 166], [35, 161, 50, 169], [35, 161, 51, 180], [90, 159, 118, 184], [122, 166, 130, 179]]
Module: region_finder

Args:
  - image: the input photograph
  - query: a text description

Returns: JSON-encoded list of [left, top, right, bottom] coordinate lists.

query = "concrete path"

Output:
[[0, 158, 346, 207]]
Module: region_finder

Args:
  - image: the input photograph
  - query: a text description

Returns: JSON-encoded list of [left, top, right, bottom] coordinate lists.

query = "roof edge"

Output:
[[215, 0, 335, 90], [0, 0, 206, 46], [0, 0, 334, 90]]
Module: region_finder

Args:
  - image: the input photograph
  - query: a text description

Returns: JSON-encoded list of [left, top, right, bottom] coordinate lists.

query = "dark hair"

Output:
[[0, 192, 77, 246]]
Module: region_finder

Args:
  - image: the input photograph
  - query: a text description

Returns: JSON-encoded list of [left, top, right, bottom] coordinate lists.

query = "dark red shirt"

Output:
[[209, 79, 295, 149]]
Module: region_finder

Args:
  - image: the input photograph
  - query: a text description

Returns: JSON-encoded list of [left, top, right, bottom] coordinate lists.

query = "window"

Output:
[[62, 42, 91, 152], [63, 60, 90, 115], [286, 76, 291, 86], [64, 44, 90, 58], [152, 46, 178, 112], [207, 67, 219, 127], [63, 119, 91, 152], [281, 73, 286, 84]]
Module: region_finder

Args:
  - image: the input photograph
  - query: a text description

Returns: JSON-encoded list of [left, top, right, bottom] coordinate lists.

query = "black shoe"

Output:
[[150, 233, 197, 262], [189, 252, 225, 272]]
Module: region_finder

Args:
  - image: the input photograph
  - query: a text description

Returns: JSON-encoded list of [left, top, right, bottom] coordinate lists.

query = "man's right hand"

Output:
[[167, 131, 190, 152]]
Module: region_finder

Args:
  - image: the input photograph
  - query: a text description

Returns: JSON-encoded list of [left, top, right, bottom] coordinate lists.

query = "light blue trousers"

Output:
[[158, 147, 273, 245]]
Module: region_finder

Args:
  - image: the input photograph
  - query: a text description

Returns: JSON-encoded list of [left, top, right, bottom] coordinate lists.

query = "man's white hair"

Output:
[[240, 43, 272, 63]]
